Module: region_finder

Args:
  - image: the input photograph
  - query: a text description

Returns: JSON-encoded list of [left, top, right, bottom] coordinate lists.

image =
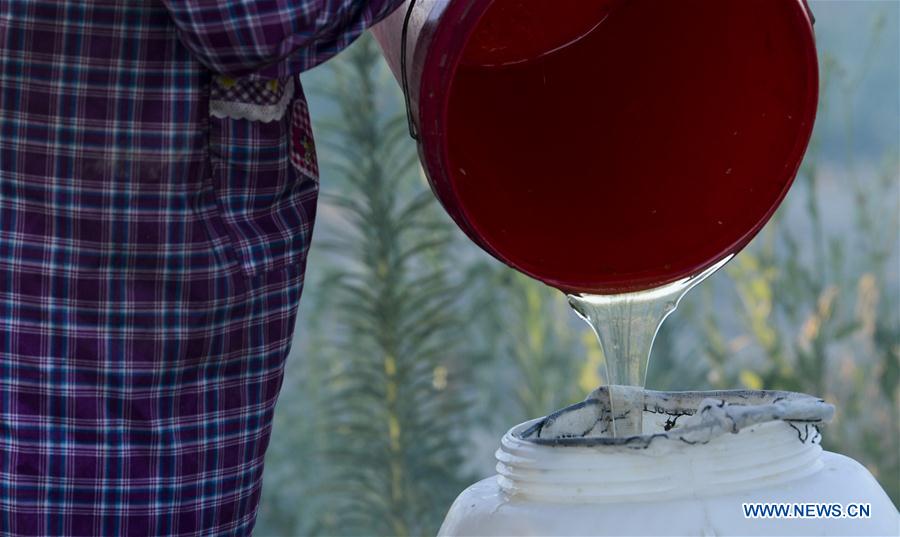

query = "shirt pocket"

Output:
[[206, 74, 319, 277]]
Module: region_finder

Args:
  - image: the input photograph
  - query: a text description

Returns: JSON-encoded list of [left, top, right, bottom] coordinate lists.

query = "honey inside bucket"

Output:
[[445, 0, 817, 294]]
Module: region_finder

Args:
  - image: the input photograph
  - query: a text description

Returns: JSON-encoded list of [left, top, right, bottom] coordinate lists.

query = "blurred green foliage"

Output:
[[257, 40, 470, 536], [256, 7, 898, 536]]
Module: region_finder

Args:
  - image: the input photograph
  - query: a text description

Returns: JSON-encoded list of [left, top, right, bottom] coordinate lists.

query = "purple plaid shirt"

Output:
[[0, 1, 403, 535]]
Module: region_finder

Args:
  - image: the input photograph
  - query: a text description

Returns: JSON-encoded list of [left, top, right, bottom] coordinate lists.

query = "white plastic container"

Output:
[[439, 389, 899, 536]]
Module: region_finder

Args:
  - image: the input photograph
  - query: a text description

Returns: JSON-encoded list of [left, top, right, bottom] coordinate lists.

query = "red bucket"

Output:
[[373, 0, 818, 294]]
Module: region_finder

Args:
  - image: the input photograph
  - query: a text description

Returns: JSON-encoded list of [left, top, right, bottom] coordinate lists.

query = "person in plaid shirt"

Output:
[[0, 1, 405, 535]]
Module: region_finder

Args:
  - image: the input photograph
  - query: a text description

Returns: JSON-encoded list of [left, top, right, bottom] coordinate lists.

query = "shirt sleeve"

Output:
[[161, 0, 407, 78]]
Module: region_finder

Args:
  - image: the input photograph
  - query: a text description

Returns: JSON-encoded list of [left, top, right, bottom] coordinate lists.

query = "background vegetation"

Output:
[[256, 3, 899, 535]]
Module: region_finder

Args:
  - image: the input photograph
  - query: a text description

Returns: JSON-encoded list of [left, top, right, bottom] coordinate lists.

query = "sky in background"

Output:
[[810, 1, 898, 162]]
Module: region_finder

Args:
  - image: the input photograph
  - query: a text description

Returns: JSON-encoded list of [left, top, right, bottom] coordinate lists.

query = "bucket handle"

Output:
[[400, 0, 420, 140]]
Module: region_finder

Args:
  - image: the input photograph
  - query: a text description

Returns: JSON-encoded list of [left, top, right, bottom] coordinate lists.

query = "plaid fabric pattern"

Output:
[[161, 0, 407, 79], [0, 0, 403, 535], [210, 75, 315, 276], [290, 98, 318, 181], [210, 78, 287, 106]]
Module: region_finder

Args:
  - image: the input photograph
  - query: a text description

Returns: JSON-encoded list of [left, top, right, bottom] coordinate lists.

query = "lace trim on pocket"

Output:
[[210, 76, 295, 123]]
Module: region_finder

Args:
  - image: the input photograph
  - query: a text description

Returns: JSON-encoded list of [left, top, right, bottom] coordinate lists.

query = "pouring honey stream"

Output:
[[566, 256, 731, 436]]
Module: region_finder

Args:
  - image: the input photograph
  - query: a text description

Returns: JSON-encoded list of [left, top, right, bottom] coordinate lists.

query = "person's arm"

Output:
[[161, 0, 406, 78]]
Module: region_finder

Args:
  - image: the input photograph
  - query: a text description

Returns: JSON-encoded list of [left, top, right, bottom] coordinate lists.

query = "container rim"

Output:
[[514, 388, 834, 449]]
